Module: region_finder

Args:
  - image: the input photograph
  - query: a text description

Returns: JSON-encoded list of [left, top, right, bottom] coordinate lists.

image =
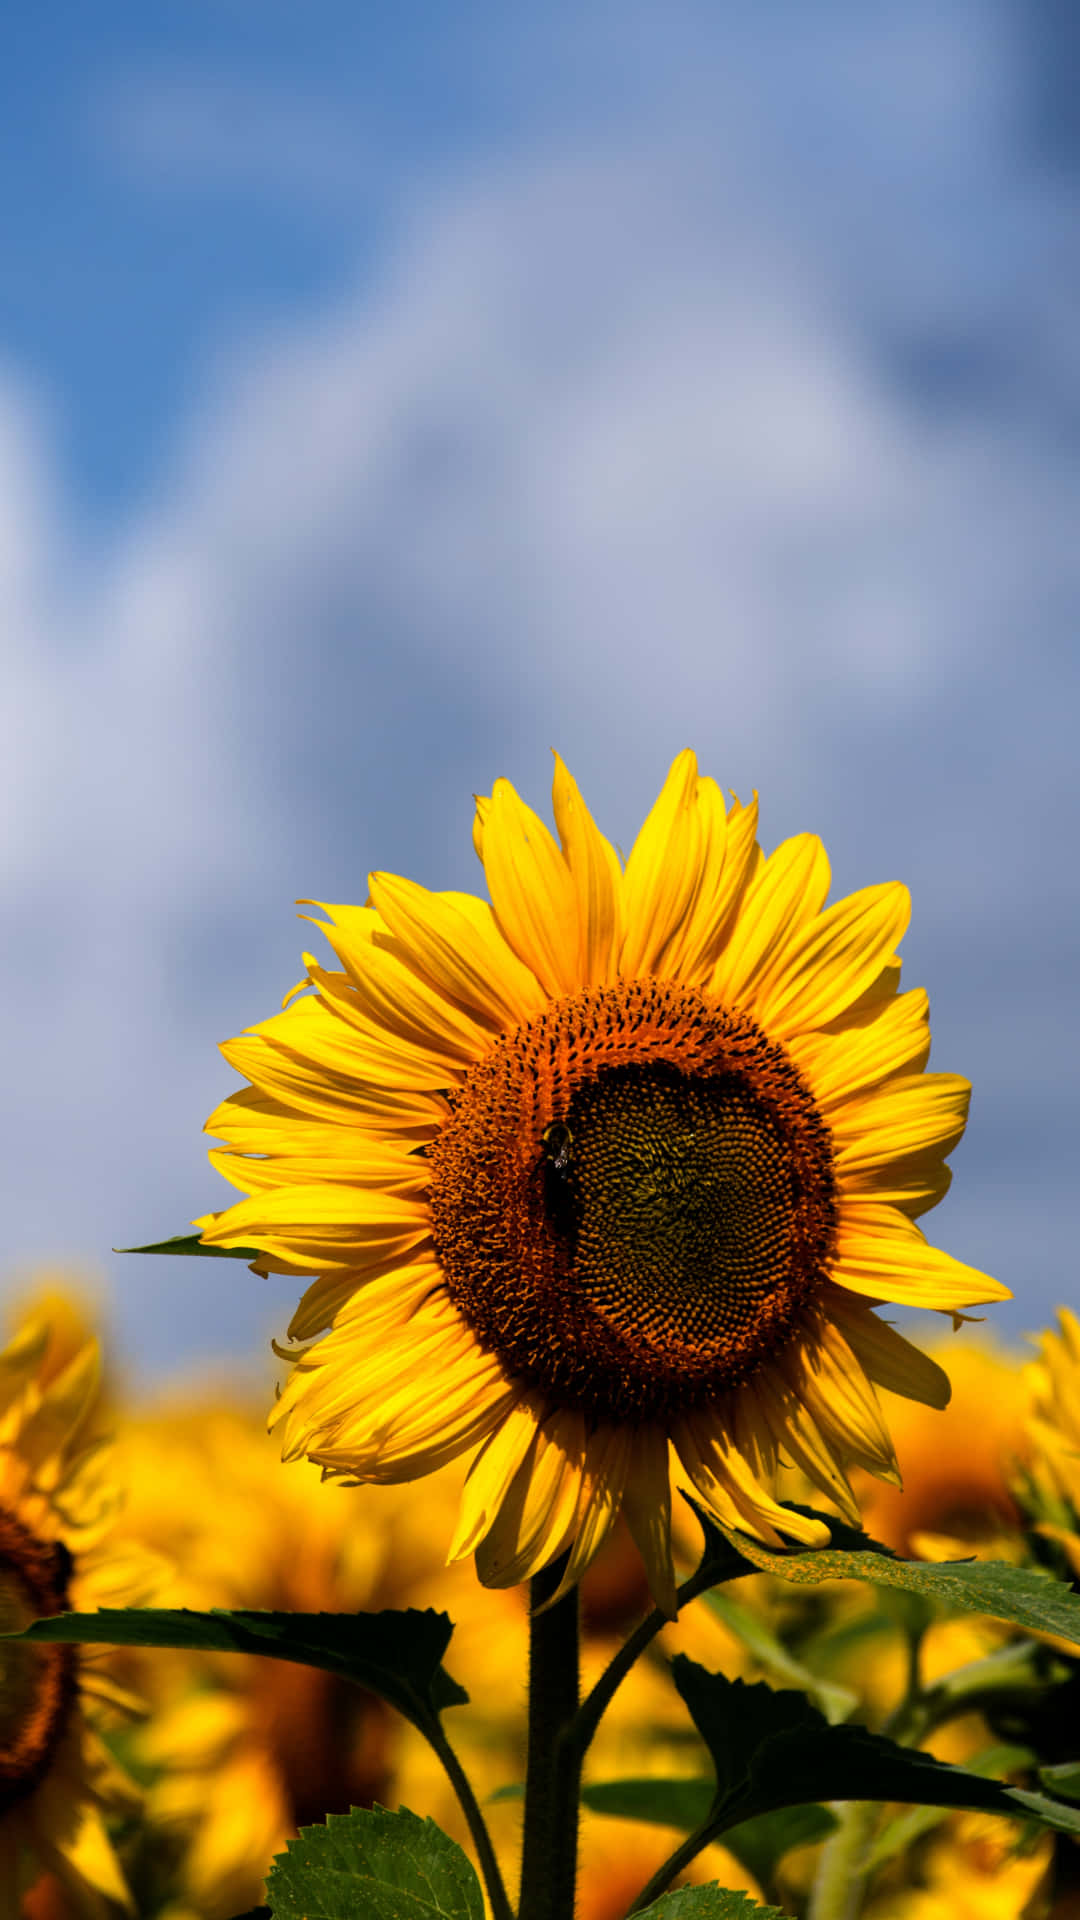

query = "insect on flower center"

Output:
[[429, 978, 837, 1421], [0, 1509, 77, 1810]]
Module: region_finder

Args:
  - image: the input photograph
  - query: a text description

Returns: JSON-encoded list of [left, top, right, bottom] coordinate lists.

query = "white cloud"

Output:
[[3, 43, 1077, 1373]]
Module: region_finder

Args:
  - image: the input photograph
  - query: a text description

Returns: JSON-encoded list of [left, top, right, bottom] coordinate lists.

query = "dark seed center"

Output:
[[552, 1063, 799, 1347], [429, 978, 836, 1421]]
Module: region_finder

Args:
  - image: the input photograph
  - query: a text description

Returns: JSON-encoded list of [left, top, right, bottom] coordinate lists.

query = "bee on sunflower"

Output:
[[0, 1310, 156, 1916], [196, 751, 1008, 1619]]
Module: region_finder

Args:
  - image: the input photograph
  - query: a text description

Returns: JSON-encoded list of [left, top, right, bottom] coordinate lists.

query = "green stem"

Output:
[[518, 1556, 581, 1920], [570, 1560, 715, 1762], [622, 1818, 717, 1915], [806, 1802, 879, 1920], [428, 1723, 515, 1920]]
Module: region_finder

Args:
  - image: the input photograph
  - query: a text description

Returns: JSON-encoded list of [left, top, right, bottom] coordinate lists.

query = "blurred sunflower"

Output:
[[197, 751, 1008, 1614], [108, 1398, 529, 1920], [853, 1341, 1027, 1559], [0, 1313, 155, 1918], [1021, 1308, 1080, 1576], [864, 1811, 1051, 1920]]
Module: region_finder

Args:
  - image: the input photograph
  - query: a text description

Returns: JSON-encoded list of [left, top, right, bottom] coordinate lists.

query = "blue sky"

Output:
[[2, 1, 1077, 1386]]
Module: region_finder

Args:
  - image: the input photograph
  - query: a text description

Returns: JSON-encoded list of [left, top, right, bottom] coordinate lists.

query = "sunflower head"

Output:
[[198, 751, 1009, 1614]]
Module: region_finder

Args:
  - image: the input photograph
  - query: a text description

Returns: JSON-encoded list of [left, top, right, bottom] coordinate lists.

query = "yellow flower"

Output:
[[864, 1812, 1051, 1920], [109, 1395, 530, 1919], [0, 1313, 153, 1919], [197, 752, 1008, 1614], [1022, 1308, 1080, 1576], [853, 1341, 1027, 1558]]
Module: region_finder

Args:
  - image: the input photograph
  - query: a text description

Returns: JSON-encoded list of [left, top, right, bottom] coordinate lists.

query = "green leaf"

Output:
[[266, 1806, 484, 1919], [1040, 1761, 1080, 1802], [582, 1777, 716, 1830], [115, 1232, 261, 1259], [863, 1744, 1037, 1871], [580, 1780, 835, 1887], [687, 1497, 1080, 1646], [7, 1607, 466, 1732], [671, 1660, 1080, 1839], [632, 1890, 785, 1919]]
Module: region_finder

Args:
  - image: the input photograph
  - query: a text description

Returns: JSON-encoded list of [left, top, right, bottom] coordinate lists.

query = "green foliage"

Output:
[[687, 1496, 1080, 1644], [265, 1806, 484, 1919], [6, 1606, 467, 1733], [582, 1776, 715, 1829], [631, 1890, 786, 1919], [580, 1779, 835, 1884], [861, 1744, 1036, 1871], [1040, 1760, 1080, 1801], [116, 1232, 261, 1259], [671, 1660, 1080, 1839]]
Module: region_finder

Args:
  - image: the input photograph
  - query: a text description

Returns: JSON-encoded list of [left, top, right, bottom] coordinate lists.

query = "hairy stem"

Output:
[[623, 1818, 718, 1915], [571, 1559, 716, 1762], [428, 1723, 515, 1920], [518, 1557, 581, 1920]]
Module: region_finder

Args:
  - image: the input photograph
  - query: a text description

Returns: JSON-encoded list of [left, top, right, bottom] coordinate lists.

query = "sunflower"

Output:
[[0, 1309, 155, 1918], [1021, 1308, 1080, 1577], [197, 752, 1009, 1616]]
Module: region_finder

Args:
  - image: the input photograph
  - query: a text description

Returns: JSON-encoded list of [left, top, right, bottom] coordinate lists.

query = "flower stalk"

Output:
[[518, 1556, 581, 1920]]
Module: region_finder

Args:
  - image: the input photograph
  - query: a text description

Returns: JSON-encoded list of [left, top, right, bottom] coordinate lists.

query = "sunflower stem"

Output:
[[570, 1560, 715, 1761], [518, 1555, 581, 1920], [622, 1819, 717, 1914], [428, 1723, 515, 1920]]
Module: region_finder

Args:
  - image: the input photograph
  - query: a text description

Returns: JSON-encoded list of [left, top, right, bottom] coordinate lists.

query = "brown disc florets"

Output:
[[428, 978, 837, 1422], [0, 1508, 77, 1811]]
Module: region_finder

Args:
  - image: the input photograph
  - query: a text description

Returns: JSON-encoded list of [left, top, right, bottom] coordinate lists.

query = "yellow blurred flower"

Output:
[[1022, 1308, 1080, 1578], [854, 1341, 1027, 1558], [109, 1394, 534, 1918], [0, 1311, 155, 1919], [865, 1812, 1051, 1920]]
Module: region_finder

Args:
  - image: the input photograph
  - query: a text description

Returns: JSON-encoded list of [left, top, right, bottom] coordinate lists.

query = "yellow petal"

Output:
[[544, 1423, 634, 1607], [751, 1373, 861, 1526], [281, 1250, 443, 1346], [779, 1321, 899, 1481], [755, 882, 911, 1041], [475, 1408, 587, 1588], [302, 958, 475, 1079], [313, 1348, 517, 1480], [478, 776, 582, 995], [844, 1149, 954, 1218], [786, 988, 931, 1109], [620, 750, 704, 978], [710, 833, 831, 1012], [551, 753, 623, 985], [824, 1288, 951, 1409], [832, 1202, 1011, 1309], [36, 1786, 134, 1913], [193, 1184, 431, 1271], [304, 901, 495, 1058], [369, 872, 545, 1028], [672, 1409, 831, 1547], [208, 1140, 429, 1196], [207, 1080, 442, 1146], [17, 1340, 101, 1474], [448, 1394, 548, 1561], [831, 1071, 971, 1172], [620, 1426, 678, 1617], [230, 993, 452, 1094]]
